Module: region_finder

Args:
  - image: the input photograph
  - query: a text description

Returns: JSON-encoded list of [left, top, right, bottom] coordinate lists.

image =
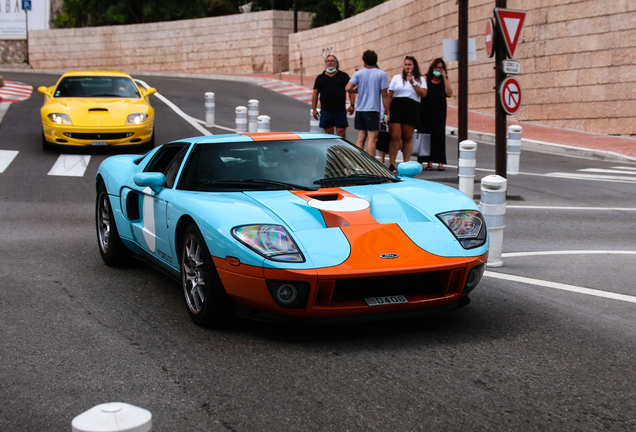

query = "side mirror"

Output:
[[38, 86, 51, 96], [396, 161, 422, 178], [142, 88, 157, 97], [134, 172, 165, 193]]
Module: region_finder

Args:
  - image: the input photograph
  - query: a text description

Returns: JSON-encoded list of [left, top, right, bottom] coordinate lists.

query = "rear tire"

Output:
[[181, 224, 234, 327], [96, 182, 132, 266]]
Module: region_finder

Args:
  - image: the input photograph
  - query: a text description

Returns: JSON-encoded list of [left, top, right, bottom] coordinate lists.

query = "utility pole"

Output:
[[495, 0, 507, 177], [457, 0, 469, 146]]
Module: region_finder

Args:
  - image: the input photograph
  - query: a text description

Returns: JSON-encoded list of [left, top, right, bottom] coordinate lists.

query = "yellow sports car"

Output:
[[38, 71, 157, 151]]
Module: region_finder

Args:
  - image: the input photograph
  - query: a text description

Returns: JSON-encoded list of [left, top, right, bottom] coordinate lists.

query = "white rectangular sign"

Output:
[[503, 60, 521, 75], [443, 39, 477, 62], [0, 0, 49, 40]]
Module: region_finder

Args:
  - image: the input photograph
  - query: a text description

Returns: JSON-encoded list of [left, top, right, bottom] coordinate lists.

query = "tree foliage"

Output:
[[56, 0, 386, 28]]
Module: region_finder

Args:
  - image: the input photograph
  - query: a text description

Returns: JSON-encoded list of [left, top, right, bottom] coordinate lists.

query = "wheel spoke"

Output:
[[183, 236, 206, 314]]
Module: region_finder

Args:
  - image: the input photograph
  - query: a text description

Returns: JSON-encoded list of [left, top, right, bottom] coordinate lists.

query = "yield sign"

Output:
[[494, 8, 526, 58], [499, 77, 522, 115]]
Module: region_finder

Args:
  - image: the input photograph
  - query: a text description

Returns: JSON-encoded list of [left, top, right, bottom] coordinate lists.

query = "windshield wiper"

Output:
[[205, 179, 318, 191], [314, 174, 400, 186]]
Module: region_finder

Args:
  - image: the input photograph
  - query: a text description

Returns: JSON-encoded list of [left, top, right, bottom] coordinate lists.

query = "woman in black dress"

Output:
[[419, 58, 453, 170]]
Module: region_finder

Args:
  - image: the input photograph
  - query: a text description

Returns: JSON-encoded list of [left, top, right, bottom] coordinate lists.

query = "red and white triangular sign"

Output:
[[494, 8, 526, 58]]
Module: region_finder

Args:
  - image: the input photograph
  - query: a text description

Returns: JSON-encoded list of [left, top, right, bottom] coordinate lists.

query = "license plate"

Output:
[[91, 141, 108, 146], [365, 295, 408, 306]]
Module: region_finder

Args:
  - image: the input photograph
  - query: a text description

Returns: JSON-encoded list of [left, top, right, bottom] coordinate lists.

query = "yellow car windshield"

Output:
[[54, 76, 141, 98]]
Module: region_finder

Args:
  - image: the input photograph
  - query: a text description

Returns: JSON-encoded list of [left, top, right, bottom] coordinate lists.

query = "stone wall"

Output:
[[289, 0, 636, 137], [27, 10, 312, 74]]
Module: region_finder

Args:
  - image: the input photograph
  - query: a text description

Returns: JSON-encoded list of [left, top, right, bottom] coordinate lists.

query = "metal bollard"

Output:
[[235, 106, 247, 133], [507, 125, 522, 175], [480, 175, 507, 268], [310, 108, 321, 133], [72, 402, 152, 432], [257, 115, 271, 133], [248, 99, 259, 133], [205, 92, 215, 128], [458, 140, 477, 199]]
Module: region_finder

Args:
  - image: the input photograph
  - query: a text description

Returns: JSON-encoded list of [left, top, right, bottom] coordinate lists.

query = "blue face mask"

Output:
[[326, 68, 337, 73], [433, 70, 442, 77]]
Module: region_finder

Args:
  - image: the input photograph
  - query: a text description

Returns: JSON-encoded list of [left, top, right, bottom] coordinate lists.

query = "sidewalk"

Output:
[[253, 72, 636, 163]]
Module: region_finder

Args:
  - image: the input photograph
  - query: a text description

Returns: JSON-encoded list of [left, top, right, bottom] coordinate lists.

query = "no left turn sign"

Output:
[[499, 76, 522, 115]]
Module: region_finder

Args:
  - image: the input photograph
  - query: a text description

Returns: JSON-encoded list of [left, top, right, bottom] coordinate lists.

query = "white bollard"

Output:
[[248, 99, 259, 133], [72, 402, 152, 432], [257, 115, 271, 133], [507, 125, 522, 175], [480, 175, 507, 268], [310, 108, 321, 133], [458, 140, 477, 199], [205, 92, 215, 128], [235, 106, 247, 133]]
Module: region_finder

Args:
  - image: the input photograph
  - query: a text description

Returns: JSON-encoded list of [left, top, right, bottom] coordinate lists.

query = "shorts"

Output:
[[388, 97, 420, 126], [319, 110, 349, 129], [354, 111, 381, 131]]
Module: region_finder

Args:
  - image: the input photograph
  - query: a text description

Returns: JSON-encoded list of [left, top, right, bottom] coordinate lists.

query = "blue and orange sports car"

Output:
[[96, 133, 488, 325]]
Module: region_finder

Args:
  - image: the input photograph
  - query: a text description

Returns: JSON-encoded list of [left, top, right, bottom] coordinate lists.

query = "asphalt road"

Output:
[[0, 71, 635, 431]]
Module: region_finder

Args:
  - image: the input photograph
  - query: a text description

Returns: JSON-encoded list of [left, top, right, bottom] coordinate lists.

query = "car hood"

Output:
[[177, 179, 486, 270], [44, 98, 151, 127]]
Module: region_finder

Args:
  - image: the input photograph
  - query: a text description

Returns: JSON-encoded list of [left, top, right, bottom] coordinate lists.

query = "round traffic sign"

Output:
[[499, 77, 522, 115], [485, 18, 495, 58]]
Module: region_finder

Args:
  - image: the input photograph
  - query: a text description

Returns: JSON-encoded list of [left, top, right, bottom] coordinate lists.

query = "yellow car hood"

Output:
[[45, 98, 153, 127]]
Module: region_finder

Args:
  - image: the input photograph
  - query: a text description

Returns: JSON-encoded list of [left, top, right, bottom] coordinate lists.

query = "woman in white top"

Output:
[[387, 56, 427, 171]]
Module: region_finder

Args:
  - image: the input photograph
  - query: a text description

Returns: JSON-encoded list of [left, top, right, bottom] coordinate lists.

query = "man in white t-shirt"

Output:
[[345, 50, 392, 157]]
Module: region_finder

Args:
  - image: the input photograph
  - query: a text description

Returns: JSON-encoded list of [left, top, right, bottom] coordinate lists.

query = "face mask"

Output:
[[433, 71, 442, 77], [326, 68, 337, 73]]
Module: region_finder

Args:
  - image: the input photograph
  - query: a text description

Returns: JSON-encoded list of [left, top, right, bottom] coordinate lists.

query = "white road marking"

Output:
[[507, 205, 636, 211], [48, 154, 91, 177], [484, 271, 636, 304], [502, 250, 636, 258], [0, 150, 18, 173], [547, 172, 636, 182], [134, 79, 212, 136], [578, 168, 636, 175]]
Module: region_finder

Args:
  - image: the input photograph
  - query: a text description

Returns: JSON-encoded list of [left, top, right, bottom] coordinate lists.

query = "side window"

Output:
[[144, 143, 190, 188], [164, 147, 188, 188]]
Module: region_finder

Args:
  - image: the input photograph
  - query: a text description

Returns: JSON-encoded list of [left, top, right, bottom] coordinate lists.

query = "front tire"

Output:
[[96, 182, 132, 266], [42, 130, 53, 151], [181, 224, 234, 327]]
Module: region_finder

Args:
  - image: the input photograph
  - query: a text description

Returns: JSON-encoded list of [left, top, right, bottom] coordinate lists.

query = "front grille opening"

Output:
[[63, 132, 131, 140], [330, 272, 444, 303]]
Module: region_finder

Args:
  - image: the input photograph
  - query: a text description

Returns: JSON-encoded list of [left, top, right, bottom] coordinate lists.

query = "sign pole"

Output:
[[494, 0, 507, 178], [457, 0, 468, 146]]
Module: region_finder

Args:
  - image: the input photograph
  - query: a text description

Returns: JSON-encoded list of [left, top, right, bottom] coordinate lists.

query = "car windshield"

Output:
[[177, 138, 401, 192], [54, 76, 141, 98]]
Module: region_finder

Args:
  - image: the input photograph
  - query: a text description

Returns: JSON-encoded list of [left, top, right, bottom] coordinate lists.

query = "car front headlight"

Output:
[[231, 225, 305, 262], [437, 210, 487, 249], [47, 113, 72, 125], [126, 113, 149, 125]]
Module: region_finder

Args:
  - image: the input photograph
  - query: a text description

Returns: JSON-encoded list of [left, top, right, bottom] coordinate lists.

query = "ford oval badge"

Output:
[[380, 253, 399, 259]]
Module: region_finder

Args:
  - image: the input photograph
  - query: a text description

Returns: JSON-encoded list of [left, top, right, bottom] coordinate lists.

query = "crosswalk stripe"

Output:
[[48, 154, 91, 177], [578, 168, 636, 175], [0, 150, 18, 173]]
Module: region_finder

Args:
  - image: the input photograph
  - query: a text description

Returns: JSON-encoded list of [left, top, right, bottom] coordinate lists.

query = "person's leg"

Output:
[[333, 111, 349, 140], [366, 130, 379, 157], [323, 126, 335, 135], [356, 130, 368, 150], [379, 152, 386, 164], [388, 123, 402, 167], [335, 127, 347, 139], [400, 125, 415, 163]]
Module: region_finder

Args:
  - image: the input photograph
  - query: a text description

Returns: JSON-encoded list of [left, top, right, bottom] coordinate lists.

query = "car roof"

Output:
[[176, 132, 338, 145], [59, 71, 133, 79]]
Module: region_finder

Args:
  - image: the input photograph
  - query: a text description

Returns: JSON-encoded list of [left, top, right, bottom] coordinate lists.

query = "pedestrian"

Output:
[[387, 56, 427, 172], [418, 58, 453, 171], [345, 50, 391, 157], [312, 55, 355, 139]]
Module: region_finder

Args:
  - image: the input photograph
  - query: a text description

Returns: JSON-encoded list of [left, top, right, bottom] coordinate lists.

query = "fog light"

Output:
[[266, 280, 310, 309], [463, 263, 485, 293], [277, 284, 297, 304]]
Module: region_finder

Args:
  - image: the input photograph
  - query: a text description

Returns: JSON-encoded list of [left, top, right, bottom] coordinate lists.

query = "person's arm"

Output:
[[411, 78, 427, 98], [382, 88, 391, 121], [311, 89, 320, 119], [442, 70, 453, 98], [347, 91, 356, 114]]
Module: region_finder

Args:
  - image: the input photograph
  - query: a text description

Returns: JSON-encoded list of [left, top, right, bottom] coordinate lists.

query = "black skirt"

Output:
[[388, 97, 420, 127]]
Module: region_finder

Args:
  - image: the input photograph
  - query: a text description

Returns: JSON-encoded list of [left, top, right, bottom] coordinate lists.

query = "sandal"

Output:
[[425, 165, 433, 171], [438, 166, 445, 171]]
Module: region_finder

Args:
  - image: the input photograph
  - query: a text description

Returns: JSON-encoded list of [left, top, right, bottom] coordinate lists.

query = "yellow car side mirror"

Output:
[[38, 86, 51, 96], [142, 88, 157, 97]]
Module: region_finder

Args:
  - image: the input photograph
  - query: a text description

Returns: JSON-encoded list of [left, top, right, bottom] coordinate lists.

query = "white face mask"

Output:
[[326, 68, 337, 73], [433, 70, 442, 77]]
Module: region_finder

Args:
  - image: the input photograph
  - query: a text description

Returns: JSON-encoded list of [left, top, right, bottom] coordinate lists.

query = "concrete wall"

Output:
[[289, 0, 636, 137], [27, 10, 312, 74]]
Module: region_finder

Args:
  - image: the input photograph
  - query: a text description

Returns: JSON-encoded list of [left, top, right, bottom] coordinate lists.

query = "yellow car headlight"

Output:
[[126, 113, 149, 125], [47, 113, 72, 125]]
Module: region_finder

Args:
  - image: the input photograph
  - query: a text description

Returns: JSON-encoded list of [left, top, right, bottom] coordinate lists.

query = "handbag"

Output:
[[411, 130, 431, 157]]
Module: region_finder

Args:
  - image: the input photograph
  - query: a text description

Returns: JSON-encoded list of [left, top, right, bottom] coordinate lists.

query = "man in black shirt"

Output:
[[312, 55, 356, 139]]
